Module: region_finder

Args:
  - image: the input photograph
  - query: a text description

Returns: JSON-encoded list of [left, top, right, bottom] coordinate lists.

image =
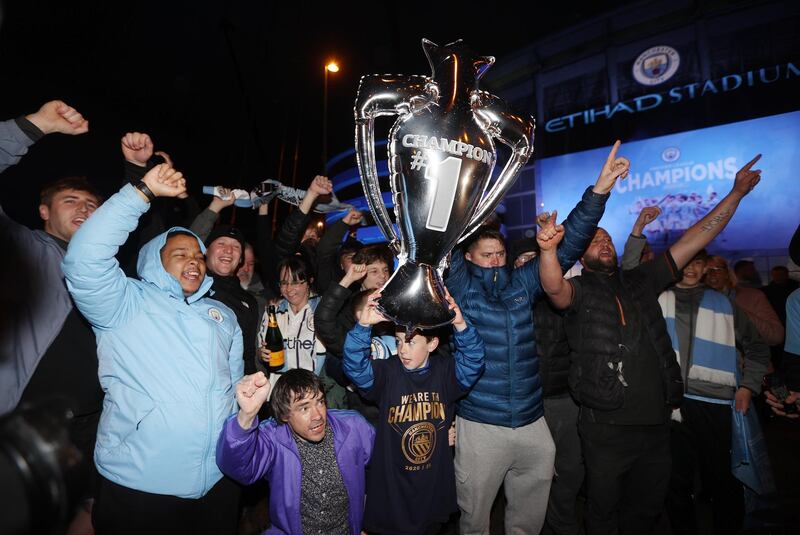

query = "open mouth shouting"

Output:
[[308, 419, 325, 437]]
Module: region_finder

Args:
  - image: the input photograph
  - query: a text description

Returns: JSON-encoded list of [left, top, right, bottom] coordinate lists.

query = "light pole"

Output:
[[323, 60, 340, 174]]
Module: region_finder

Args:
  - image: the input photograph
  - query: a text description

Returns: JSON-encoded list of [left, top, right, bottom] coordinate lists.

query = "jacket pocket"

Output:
[[569, 347, 627, 411], [96, 386, 155, 453]]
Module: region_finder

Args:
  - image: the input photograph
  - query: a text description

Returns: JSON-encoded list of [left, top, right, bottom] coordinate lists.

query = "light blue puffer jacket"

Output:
[[63, 184, 244, 498]]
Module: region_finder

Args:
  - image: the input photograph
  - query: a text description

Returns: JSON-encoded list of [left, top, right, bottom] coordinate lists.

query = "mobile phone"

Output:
[[765, 372, 798, 413]]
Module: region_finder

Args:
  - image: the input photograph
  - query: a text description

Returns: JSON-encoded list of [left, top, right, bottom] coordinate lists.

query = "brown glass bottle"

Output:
[[264, 306, 285, 373]]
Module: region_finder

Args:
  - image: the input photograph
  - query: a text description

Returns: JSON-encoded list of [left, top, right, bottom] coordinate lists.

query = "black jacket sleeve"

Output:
[[315, 283, 354, 358], [315, 219, 349, 293], [275, 209, 312, 261]]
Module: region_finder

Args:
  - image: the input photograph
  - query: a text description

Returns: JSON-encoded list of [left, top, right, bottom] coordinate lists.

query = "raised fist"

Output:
[[141, 164, 187, 199], [26, 100, 88, 135], [121, 132, 154, 167]]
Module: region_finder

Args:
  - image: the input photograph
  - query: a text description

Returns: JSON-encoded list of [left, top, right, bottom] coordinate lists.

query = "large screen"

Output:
[[535, 111, 800, 253]]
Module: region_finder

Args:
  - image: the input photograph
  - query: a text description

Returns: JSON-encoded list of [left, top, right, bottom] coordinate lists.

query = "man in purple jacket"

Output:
[[216, 368, 374, 535]]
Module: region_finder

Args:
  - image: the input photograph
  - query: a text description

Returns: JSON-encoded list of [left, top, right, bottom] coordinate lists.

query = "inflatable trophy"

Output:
[[354, 39, 535, 330]]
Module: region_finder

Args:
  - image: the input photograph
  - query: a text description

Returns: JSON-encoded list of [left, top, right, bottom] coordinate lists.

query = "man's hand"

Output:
[[121, 132, 154, 167], [341, 263, 367, 287], [632, 206, 661, 236], [735, 387, 752, 414], [444, 287, 467, 332], [731, 154, 762, 198], [26, 100, 89, 135], [343, 208, 364, 226], [536, 211, 565, 252], [236, 372, 271, 429], [765, 390, 799, 419], [140, 164, 187, 199], [308, 175, 333, 196], [299, 175, 333, 214], [209, 187, 236, 213], [358, 291, 388, 327], [593, 140, 630, 195]]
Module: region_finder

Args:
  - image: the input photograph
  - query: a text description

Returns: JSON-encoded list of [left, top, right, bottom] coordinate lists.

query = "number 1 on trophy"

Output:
[[425, 156, 463, 232]]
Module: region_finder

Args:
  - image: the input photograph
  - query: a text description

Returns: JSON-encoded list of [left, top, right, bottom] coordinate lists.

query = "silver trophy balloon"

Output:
[[354, 39, 535, 330]]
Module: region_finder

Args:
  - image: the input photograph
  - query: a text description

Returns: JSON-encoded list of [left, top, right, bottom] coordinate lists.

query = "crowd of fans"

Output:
[[2, 100, 799, 535]]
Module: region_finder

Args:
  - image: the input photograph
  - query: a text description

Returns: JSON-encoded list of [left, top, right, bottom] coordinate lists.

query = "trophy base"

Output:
[[377, 261, 455, 331]]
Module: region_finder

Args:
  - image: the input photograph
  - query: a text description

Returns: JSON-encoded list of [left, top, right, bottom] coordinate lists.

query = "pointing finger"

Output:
[[606, 140, 622, 165], [741, 154, 762, 172]]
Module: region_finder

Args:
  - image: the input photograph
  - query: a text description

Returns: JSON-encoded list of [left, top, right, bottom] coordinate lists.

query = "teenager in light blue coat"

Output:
[[63, 164, 244, 533]]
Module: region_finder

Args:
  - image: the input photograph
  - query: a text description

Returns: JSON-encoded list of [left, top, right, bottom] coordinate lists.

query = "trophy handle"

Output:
[[355, 74, 437, 254], [457, 91, 535, 244]]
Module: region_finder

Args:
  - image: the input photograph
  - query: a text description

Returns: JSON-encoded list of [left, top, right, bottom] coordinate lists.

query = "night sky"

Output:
[[0, 0, 616, 230]]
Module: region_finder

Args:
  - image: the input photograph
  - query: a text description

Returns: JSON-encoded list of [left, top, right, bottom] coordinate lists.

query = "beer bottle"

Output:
[[264, 306, 285, 373]]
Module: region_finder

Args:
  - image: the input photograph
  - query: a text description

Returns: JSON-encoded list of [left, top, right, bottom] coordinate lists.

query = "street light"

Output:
[[323, 60, 340, 174]]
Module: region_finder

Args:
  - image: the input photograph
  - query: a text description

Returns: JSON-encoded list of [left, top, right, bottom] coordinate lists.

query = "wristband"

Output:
[[135, 181, 156, 202]]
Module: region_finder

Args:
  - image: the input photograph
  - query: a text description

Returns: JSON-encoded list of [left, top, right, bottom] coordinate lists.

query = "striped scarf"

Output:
[[659, 288, 737, 422]]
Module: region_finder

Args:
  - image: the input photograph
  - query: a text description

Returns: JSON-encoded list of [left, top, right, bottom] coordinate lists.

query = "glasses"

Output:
[[279, 280, 308, 288], [706, 267, 727, 273]]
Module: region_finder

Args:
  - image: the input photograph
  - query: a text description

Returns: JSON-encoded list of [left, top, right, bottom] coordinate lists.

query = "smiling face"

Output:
[[279, 266, 310, 312], [581, 228, 618, 274], [206, 236, 242, 277], [284, 390, 327, 443], [38, 188, 100, 242], [160, 234, 207, 296], [395, 330, 438, 371], [363, 261, 390, 290], [703, 256, 730, 291], [678, 256, 708, 288]]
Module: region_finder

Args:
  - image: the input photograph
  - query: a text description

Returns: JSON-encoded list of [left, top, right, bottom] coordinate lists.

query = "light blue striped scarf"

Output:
[[659, 288, 737, 388]]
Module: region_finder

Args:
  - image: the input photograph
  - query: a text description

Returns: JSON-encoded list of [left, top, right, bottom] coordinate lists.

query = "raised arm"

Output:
[[273, 175, 333, 260], [315, 264, 365, 355], [342, 291, 385, 390], [444, 289, 485, 389], [555, 141, 627, 271], [621, 207, 661, 270], [1, 100, 88, 173], [63, 164, 186, 329], [189, 187, 235, 241], [669, 155, 762, 269], [537, 211, 573, 310], [216, 372, 277, 485], [316, 208, 363, 292]]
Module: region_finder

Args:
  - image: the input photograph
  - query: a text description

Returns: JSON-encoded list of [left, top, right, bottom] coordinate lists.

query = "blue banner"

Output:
[[535, 111, 800, 252]]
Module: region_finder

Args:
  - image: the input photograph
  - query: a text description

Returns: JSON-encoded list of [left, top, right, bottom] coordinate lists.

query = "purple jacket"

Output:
[[216, 409, 374, 534]]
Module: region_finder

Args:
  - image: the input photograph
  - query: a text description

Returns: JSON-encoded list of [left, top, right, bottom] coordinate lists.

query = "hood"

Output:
[[136, 226, 214, 304], [467, 260, 511, 296]]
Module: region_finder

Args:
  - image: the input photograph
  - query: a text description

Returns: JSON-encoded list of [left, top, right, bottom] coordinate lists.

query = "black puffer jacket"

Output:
[[566, 253, 683, 421], [535, 299, 571, 398], [209, 273, 259, 375]]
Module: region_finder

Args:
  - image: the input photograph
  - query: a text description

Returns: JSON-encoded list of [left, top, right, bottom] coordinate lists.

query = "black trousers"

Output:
[[92, 474, 241, 535], [666, 398, 744, 535], [579, 420, 671, 535]]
